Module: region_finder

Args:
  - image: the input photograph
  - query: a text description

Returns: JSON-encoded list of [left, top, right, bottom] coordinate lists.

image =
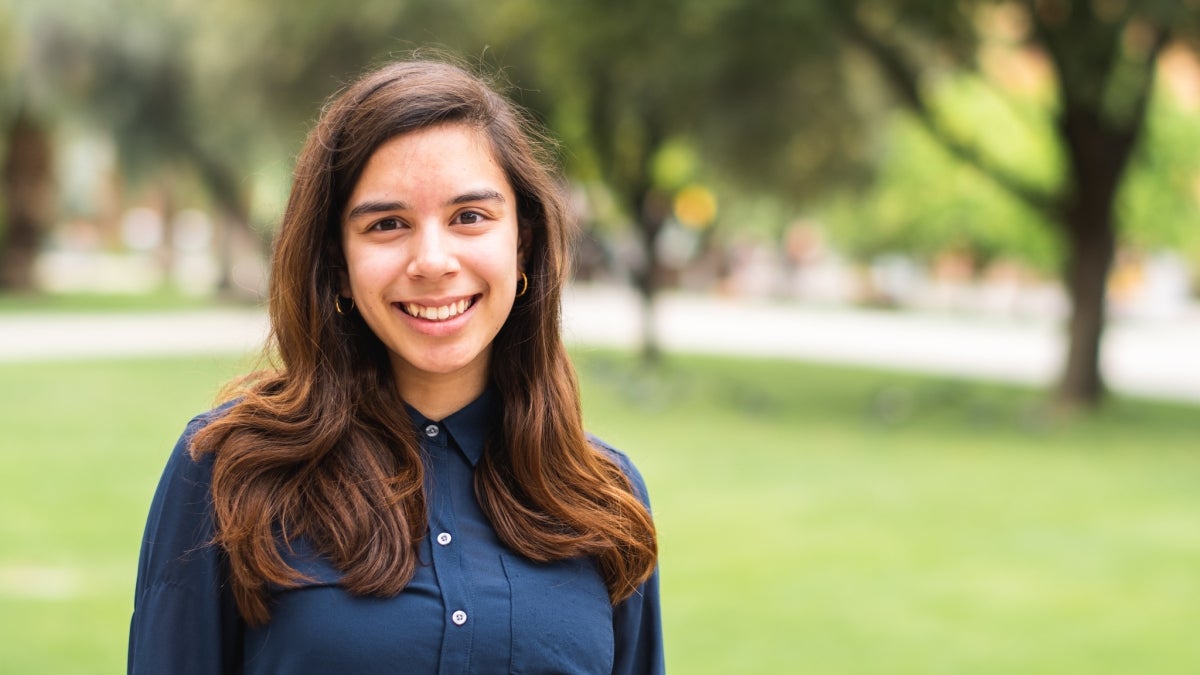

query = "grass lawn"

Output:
[[0, 289, 253, 314], [2, 351, 1199, 673]]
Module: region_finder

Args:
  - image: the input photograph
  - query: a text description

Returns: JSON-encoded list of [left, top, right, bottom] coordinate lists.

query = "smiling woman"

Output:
[[340, 125, 524, 418], [127, 60, 662, 675]]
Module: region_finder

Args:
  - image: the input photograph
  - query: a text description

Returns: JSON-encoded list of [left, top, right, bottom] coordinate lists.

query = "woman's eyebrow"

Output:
[[448, 189, 505, 206], [347, 191, 504, 220], [346, 200, 410, 220]]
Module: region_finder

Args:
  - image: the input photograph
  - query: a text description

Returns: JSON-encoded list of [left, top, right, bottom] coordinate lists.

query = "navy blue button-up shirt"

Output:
[[129, 391, 663, 674]]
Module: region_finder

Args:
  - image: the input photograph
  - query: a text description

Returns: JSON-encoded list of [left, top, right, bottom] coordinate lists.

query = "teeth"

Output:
[[404, 298, 472, 321]]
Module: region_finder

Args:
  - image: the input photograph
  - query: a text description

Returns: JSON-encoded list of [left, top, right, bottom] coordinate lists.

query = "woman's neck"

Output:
[[392, 359, 490, 421]]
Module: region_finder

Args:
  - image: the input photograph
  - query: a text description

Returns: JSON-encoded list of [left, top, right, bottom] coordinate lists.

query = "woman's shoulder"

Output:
[[136, 403, 239, 590], [185, 399, 238, 433], [586, 434, 652, 506], [175, 399, 238, 453], [152, 401, 239, 495]]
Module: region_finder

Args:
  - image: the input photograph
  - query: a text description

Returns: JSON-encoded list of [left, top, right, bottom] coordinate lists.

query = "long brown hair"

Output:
[[191, 60, 657, 625]]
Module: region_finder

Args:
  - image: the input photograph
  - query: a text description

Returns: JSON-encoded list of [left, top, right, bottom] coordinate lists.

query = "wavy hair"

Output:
[[191, 60, 657, 625]]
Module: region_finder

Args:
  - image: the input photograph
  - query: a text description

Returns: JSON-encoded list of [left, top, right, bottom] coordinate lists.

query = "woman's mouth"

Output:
[[398, 296, 477, 321]]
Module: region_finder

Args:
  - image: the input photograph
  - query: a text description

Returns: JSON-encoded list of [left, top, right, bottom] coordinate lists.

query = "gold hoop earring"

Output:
[[515, 272, 529, 298], [335, 295, 355, 315]]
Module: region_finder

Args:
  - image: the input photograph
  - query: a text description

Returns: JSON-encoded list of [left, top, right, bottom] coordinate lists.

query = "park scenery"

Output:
[[3, 1, 1200, 673]]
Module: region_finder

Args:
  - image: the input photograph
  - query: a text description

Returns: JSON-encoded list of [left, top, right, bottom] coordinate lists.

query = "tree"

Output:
[[0, 0, 267, 297], [0, 5, 56, 292], [486, 0, 868, 362], [823, 0, 1198, 408], [1, 103, 53, 291], [206, 0, 872, 363]]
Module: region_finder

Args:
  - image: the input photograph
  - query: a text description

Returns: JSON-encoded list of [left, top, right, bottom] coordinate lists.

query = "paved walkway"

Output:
[[2, 284, 1198, 404]]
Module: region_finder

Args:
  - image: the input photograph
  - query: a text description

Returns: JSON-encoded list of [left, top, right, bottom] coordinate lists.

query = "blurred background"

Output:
[[1, 1, 1199, 673]]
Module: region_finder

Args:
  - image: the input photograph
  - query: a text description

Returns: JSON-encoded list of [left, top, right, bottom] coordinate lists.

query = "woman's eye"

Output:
[[371, 217, 403, 232], [457, 211, 482, 225]]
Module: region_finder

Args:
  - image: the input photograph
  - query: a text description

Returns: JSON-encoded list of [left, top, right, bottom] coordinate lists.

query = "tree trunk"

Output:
[[192, 148, 258, 299], [632, 187, 670, 365], [1, 109, 54, 292], [1055, 107, 1134, 408], [210, 205, 261, 301], [156, 176, 178, 288], [1058, 200, 1115, 407]]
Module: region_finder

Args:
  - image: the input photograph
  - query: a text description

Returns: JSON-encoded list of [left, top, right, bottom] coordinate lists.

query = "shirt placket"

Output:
[[422, 421, 475, 674]]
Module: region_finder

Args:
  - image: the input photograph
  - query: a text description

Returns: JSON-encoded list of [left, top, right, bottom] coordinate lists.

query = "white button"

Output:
[[451, 610, 467, 626], [436, 532, 452, 546], [425, 424, 439, 438]]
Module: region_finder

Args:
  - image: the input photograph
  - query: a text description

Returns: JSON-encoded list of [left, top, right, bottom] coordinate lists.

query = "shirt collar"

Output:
[[407, 387, 498, 467]]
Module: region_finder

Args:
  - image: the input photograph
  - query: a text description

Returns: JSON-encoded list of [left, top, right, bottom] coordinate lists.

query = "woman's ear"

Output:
[[517, 226, 532, 270], [336, 266, 351, 299]]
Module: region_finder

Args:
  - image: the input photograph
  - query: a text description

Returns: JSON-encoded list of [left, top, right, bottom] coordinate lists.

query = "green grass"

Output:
[[0, 356, 253, 675], [2, 351, 1199, 673], [0, 289, 254, 314]]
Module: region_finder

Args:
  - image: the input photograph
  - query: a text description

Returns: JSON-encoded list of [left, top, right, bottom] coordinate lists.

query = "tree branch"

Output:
[[1122, 27, 1171, 139], [832, 5, 1058, 219]]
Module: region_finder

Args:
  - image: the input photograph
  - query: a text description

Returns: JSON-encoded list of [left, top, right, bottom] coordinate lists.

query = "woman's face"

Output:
[[341, 123, 524, 401]]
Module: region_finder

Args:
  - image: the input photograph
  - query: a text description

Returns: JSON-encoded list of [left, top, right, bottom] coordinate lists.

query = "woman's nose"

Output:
[[406, 225, 460, 278]]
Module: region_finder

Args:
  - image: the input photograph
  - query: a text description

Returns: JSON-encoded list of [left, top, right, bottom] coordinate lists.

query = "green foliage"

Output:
[[9, 0, 1200, 270], [823, 65, 1200, 274], [2, 352, 1200, 672], [929, 74, 1063, 191], [487, 0, 869, 218], [650, 138, 701, 194], [824, 108, 1062, 272], [1120, 91, 1200, 264]]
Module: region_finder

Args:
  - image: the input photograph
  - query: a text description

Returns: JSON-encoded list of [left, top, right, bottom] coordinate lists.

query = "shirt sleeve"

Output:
[[128, 411, 244, 675], [592, 437, 666, 675], [612, 566, 664, 675]]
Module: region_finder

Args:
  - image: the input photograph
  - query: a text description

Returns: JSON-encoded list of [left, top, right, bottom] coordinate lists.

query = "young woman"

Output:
[[128, 60, 662, 674]]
